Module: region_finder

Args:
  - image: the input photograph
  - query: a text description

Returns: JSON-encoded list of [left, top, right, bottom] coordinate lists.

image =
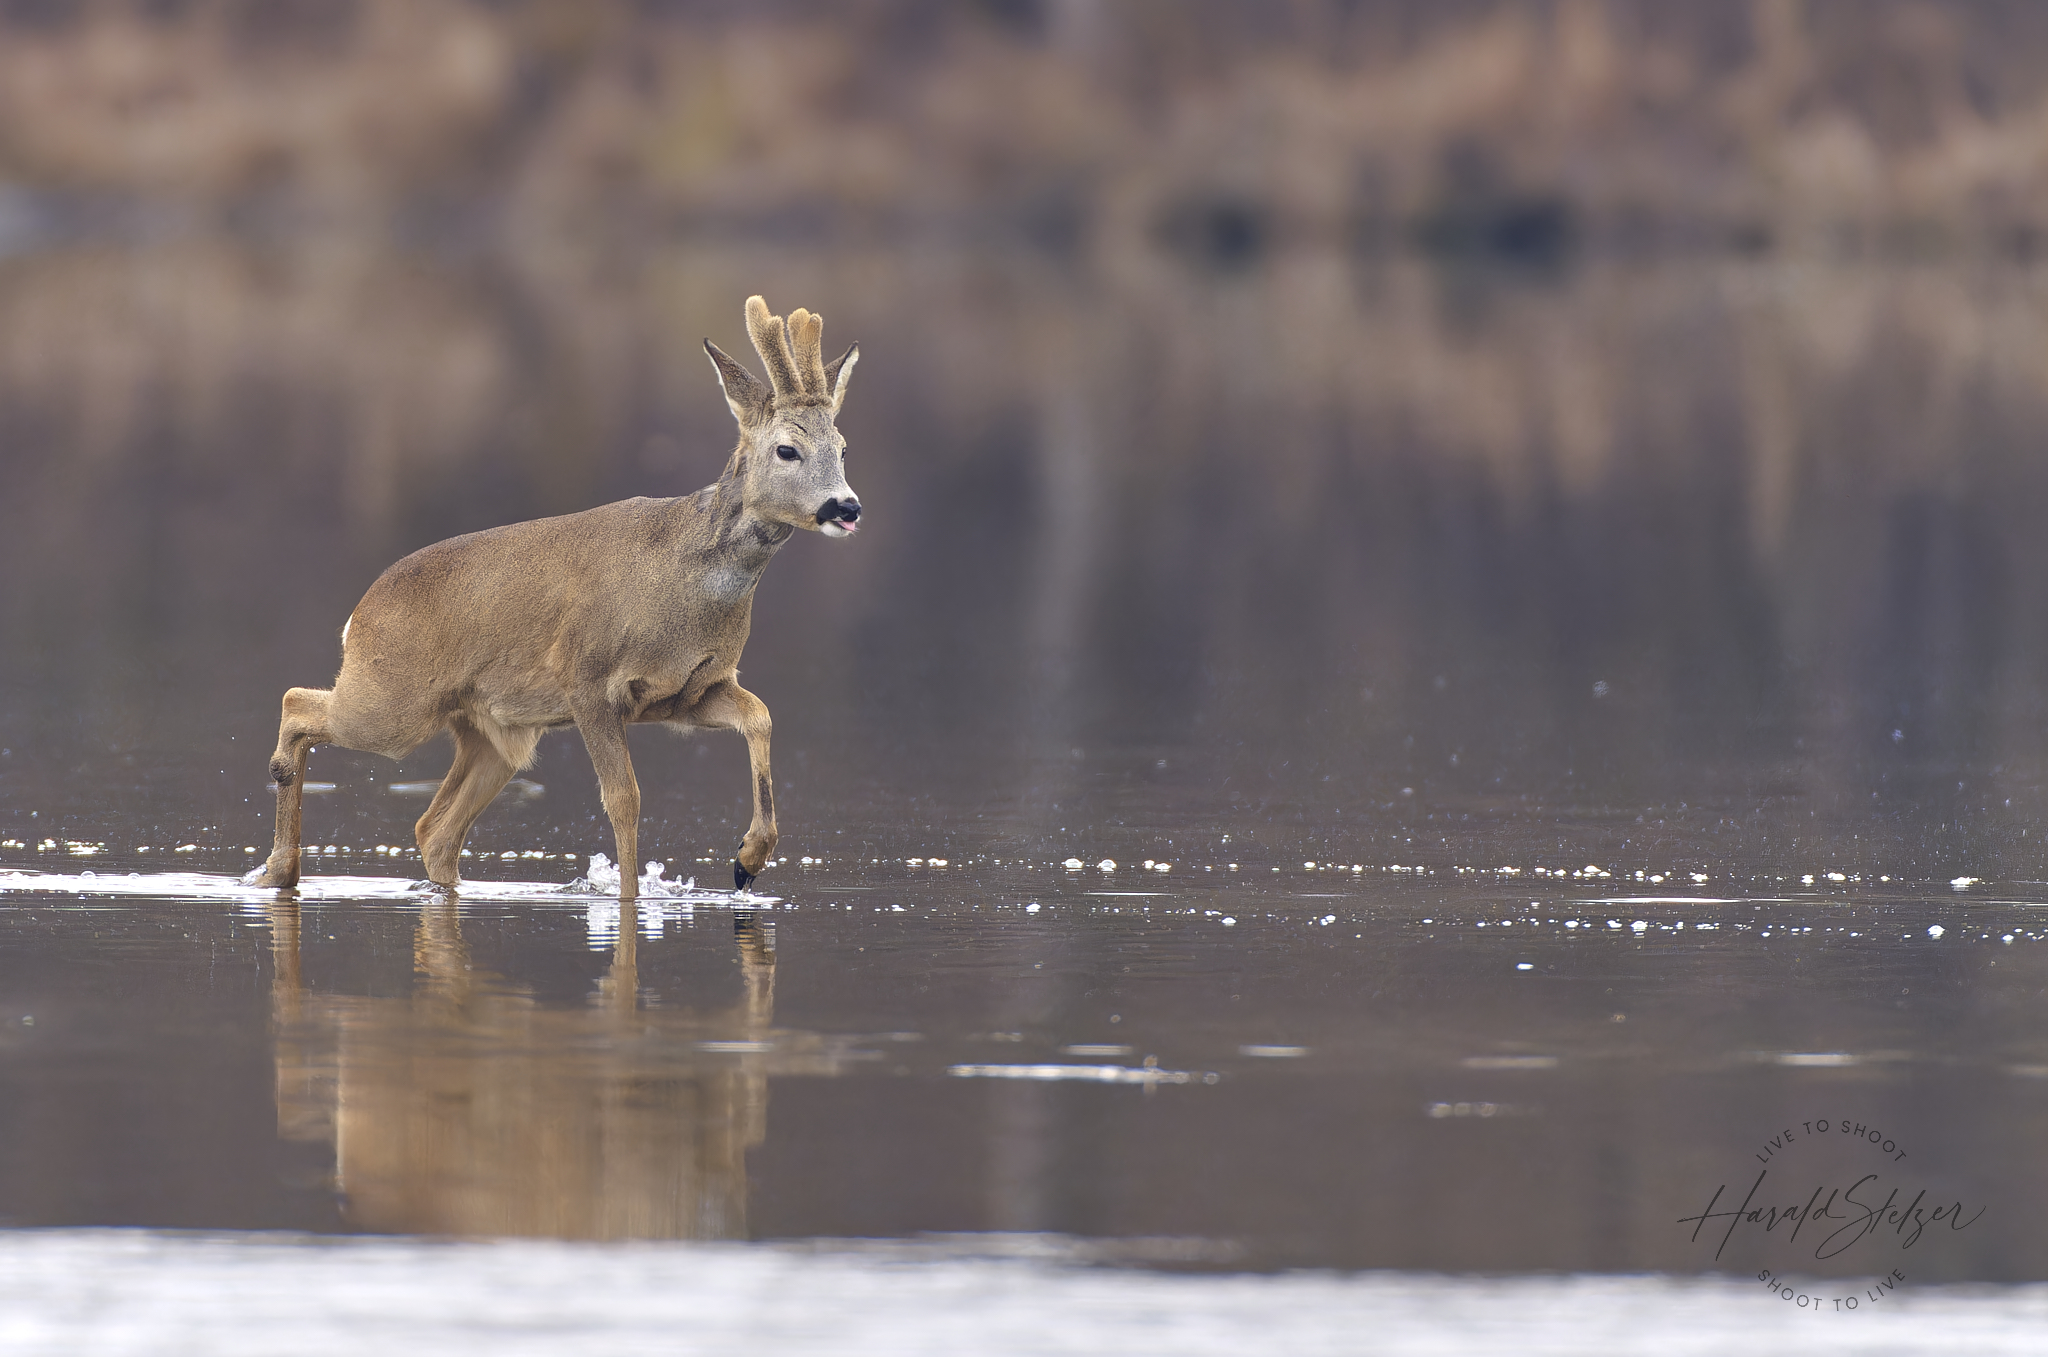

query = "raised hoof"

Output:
[[733, 858, 756, 893]]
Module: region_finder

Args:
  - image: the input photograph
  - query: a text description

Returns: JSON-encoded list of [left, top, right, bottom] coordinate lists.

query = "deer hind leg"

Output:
[[572, 700, 641, 902], [255, 687, 334, 890], [413, 715, 531, 889], [687, 679, 776, 892]]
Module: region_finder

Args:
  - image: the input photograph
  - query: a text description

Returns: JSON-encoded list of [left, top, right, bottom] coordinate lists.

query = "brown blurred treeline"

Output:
[[11, 0, 2048, 259]]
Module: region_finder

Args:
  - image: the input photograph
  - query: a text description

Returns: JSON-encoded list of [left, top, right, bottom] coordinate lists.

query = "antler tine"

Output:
[[744, 295, 803, 402], [787, 308, 828, 398]]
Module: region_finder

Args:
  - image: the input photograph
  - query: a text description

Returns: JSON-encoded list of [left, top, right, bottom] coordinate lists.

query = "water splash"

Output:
[[567, 853, 693, 898], [562, 854, 775, 904]]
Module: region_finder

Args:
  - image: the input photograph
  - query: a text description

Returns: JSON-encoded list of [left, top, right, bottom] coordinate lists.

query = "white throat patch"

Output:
[[702, 563, 758, 605]]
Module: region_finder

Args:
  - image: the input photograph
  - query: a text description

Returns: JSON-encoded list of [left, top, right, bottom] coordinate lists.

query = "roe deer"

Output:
[[252, 295, 860, 900]]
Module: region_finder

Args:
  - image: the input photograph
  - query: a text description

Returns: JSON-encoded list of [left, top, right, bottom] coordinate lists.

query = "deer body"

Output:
[[255, 296, 860, 900]]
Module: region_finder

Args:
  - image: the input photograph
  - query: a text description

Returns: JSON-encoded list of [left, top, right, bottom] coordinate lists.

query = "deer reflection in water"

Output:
[[267, 899, 826, 1240]]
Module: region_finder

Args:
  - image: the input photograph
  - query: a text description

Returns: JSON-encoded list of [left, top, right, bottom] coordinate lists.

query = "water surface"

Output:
[[2, 247, 2047, 1317]]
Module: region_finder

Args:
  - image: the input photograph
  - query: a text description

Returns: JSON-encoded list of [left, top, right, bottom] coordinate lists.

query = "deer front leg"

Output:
[[255, 687, 333, 890], [573, 699, 641, 902], [689, 680, 776, 892]]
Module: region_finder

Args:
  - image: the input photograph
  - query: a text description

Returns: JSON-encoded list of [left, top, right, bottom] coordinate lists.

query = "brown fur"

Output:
[[254, 296, 862, 900]]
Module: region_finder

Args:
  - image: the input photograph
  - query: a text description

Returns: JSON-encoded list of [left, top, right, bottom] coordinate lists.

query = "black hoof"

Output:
[[733, 859, 756, 892]]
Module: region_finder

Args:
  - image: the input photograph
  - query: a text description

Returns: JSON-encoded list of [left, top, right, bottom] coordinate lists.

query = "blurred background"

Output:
[[8, 0, 2048, 1299], [6, 2, 2048, 869], [14, 0, 2048, 254]]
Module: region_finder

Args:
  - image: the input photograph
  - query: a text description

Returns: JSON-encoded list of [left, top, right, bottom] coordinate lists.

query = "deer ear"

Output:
[[825, 342, 859, 415], [704, 339, 770, 426]]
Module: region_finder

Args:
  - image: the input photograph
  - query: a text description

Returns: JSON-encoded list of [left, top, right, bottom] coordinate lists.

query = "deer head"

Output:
[[702, 295, 861, 537]]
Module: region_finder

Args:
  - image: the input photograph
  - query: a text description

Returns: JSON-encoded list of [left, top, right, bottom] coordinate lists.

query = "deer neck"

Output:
[[689, 472, 793, 585]]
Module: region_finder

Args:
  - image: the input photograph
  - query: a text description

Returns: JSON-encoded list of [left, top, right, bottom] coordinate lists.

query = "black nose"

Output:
[[816, 496, 861, 524]]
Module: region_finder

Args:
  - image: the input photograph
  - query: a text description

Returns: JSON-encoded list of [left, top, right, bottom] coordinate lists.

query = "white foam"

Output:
[[1572, 896, 1744, 905], [0, 865, 775, 906], [948, 1063, 1214, 1086]]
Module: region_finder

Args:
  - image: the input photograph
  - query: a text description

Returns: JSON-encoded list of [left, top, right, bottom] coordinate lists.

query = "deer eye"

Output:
[[775, 444, 800, 462]]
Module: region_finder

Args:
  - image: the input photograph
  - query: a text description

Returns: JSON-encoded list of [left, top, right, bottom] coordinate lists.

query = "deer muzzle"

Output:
[[816, 496, 861, 535]]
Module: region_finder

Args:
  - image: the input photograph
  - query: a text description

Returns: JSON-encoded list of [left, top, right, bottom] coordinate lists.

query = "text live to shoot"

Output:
[[1676, 1117, 1986, 1313]]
